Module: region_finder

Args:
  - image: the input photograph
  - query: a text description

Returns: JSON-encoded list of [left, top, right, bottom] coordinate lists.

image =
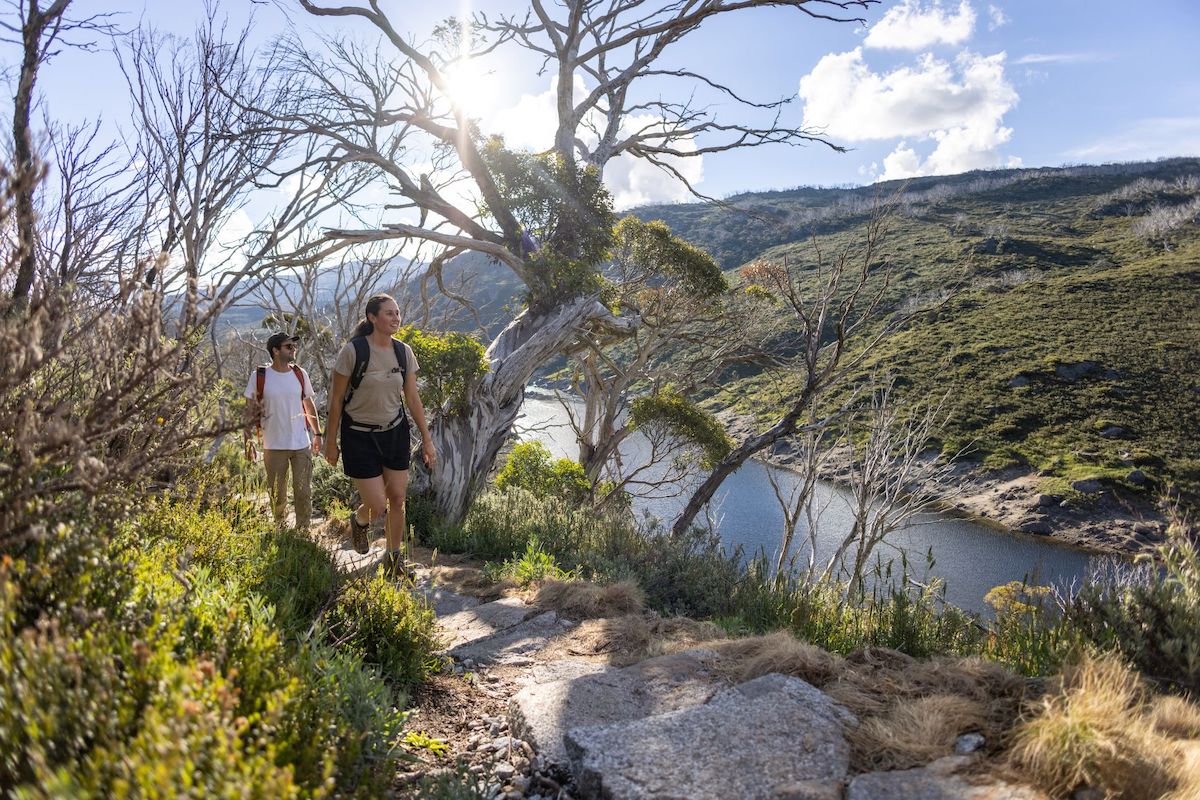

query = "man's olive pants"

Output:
[[263, 448, 312, 529]]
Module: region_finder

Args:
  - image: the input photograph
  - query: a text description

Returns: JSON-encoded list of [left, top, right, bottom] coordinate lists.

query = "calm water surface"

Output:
[[515, 390, 1098, 616]]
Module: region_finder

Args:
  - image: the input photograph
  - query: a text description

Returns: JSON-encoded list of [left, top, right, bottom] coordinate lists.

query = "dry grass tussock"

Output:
[[555, 612, 725, 666], [852, 695, 988, 771], [430, 566, 514, 602], [532, 579, 644, 619], [1150, 695, 1200, 739], [706, 631, 844, 686], [1008, 653, 1200, 800]]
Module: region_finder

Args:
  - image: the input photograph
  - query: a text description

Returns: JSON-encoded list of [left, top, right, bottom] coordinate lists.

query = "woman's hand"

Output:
[[422, 439, 437, 470], [323, 436, 340, 466]]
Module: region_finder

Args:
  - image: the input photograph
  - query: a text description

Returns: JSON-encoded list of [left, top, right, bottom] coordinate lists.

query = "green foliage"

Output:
[[311, 453, 353, 515], [480, 137, 616, 309], [397, 326, 489, 416], [1064, 521, 1200, 694], [0, 469, 420, 798], [484, 535, 577, 586], [0, 520, 408, 797], [326, 572, 443, 688], [611, 216, 728, 298], [630, 390, 733, 467], [137, 493, 338, 640], [494, 441, 591, 503], [403, 729, 449, 758]]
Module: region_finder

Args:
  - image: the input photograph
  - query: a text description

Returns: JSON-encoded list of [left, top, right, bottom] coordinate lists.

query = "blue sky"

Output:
[[22, 0, 1200, 207]]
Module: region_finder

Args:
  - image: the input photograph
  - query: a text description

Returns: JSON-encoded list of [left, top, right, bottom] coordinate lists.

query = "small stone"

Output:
[[512, 756, 531, 772], [1125, 469, 1147, 486], [954, 733, 986, 754], [1036, 494, 1062, 507], [495, 764, 516, 780], [1019, 520, 1053, 535], [1071, 478, 1102, 494], [1099, 425, 1128, 439]]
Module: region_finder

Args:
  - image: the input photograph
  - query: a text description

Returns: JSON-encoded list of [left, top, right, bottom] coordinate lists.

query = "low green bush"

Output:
[[494, 441, 590, 504], [311, 454, 354, 515], [1, 493, 411, 798], [326, 572, 443, 688], [484, 535, 576, 586], [1064, 520, 1200, 694]]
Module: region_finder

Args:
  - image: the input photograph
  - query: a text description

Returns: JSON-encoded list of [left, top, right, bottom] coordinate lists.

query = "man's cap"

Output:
[[266, 332, 300, 352]]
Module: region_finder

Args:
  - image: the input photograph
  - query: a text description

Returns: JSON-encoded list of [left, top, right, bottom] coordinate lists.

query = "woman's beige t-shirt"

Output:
[[333, 339, 419, 429]]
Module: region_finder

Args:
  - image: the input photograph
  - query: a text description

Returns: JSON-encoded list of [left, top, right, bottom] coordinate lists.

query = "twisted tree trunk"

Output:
[[413, 294, 601, 525]]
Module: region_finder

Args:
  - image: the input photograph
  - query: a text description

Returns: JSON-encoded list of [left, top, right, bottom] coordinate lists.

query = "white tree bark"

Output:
[[414, 294, 604, 524]]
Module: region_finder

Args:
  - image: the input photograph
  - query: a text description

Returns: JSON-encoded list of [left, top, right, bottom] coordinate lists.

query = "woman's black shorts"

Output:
[[340, 417, 411, 479]]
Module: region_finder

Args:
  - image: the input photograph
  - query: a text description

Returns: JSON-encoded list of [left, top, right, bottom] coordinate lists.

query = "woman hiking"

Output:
[[324, 293, 436, 577]]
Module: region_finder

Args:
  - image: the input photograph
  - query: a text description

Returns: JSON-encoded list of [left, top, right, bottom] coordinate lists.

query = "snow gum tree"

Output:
[[291, 0, 878, 525]]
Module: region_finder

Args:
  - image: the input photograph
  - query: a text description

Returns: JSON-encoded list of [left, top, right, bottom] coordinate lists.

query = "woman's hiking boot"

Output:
[[349, 512, 370, 554]]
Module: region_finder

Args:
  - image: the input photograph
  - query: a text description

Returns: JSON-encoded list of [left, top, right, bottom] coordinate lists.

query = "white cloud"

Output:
[[864, 0, 976, 50], [798, 47, 1018, 179], [987, 4, 1008, 30], [1014, 52, 1104, 65], [489, 76, 703, 210]]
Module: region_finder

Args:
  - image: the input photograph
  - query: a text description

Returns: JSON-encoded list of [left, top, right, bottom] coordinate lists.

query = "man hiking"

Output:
[[244, 332, 321, 529]]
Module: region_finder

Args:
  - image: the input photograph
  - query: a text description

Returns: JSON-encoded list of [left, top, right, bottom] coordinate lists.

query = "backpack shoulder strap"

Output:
[[255, 365, 266, 403], [392, 338, 407, 381], [291, 364, 307, 399], [292, 365, 316, 434], [346, 336, 371, 403]]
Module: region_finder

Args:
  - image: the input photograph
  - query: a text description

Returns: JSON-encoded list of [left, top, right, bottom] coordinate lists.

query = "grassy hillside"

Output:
[[648, 159, 1200, 497]]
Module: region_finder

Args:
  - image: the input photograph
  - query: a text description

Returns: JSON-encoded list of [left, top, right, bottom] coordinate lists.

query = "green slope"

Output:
[[636, 159, 1200, 497]]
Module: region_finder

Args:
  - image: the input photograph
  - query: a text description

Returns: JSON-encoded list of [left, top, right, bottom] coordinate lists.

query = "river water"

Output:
[[515, 389, 1098, 616]]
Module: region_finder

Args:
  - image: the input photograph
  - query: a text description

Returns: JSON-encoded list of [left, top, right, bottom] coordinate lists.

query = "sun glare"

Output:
[[441, 58, 498, 121]]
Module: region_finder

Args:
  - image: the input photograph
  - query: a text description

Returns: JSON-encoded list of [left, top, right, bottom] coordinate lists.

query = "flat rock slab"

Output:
[[566, 673, 856, 800], [417, 581, 480, 617], [439, 596, 538, 650], [509, 648, 725, 771], [848, 757, 1048, 800], [448, 611, 576, 667]]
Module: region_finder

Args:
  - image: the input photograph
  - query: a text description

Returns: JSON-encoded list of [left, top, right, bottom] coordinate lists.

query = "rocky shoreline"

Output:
[[711, 409, 1168, 558], [758, 439, 1167, 558]]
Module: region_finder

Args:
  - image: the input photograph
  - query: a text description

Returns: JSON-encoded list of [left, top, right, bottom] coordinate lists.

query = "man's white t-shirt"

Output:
[[243, 365, 315, 450]]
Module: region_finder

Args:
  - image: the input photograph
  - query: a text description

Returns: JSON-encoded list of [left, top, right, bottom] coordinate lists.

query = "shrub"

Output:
[[1, 506, 410, 798], [310, 454, 354, 515], [1064, 515, 1200, 694], [494, 441, 590, 503], [484, 535, 576, 587], [280, 639, 408, 794], [326, 573, 443, 688]]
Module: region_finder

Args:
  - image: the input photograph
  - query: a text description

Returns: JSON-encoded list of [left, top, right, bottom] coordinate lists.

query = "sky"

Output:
[[18, 0, 1200, 211]]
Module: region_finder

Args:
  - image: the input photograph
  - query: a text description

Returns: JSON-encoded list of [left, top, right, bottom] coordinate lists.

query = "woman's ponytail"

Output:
[[350, 293, 394, 339]]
